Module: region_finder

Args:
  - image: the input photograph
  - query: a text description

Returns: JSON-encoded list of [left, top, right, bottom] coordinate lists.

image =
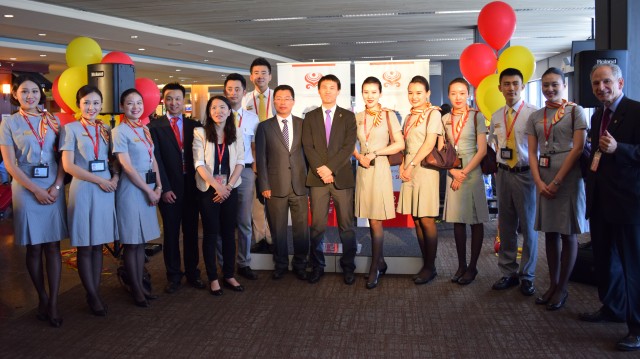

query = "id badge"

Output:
[[455, 157, 463, 169], [500, 147, 513, 160], [145, 170, 157, 184], [32, 164, 49, 178], [539, 155, 551, 168], [369, 158, 375, 166], [89, 160, 106, 172], [213, 174, 228, 186], [590, 151, 602, 172]]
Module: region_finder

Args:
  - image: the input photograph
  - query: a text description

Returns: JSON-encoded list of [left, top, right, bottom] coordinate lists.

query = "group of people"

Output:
[[1, 56, 638, 351]]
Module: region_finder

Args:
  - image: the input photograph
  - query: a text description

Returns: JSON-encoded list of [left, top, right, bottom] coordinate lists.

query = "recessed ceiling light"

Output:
[[138, 48, 145, 51], [175, 69, 181, 72], [39, 54, 47, 57], [342, 13, 396, 18], [207, 50, 214, 53], [251, 17, 307, 22], [169, 75, 174, 78], [9, 57, 16, 60], [38, 33, 46, 37], [434, 10, 481, 14], [154, 78, 158, 81], [288, 43, 330, 47], [168, 43, 182, 46], [131, 35, 138, 39], [4, 14, 14, 18], [204, 59, 209, 62]]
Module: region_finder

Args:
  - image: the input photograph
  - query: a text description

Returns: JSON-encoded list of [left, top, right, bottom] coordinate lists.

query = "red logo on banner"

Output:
[[305, 72, 323, 89], [383, 70, 401, 88]]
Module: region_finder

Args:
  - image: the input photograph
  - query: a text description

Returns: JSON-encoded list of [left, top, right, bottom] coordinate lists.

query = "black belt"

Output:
[[498, 163, 530, 173], [244, 163, 253, 168]]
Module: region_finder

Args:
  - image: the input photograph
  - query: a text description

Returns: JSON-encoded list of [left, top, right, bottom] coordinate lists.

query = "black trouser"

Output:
[[198, 187, 238, 281], [265, 188, 309, 271]]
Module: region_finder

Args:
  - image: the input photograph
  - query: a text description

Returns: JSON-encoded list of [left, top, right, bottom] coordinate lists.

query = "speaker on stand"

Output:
[[87, 63, 135, 128]]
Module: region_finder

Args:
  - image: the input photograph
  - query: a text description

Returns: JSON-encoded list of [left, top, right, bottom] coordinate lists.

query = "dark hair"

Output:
[[318, 74, 341, 90], [362, 76, 382, 92], [224, 73, 247, 90], [120, 88, 143, 106], [499, 68, 524, 83], [250, 57, 272, 74], [76, 85, 103, 106], [448, 77, 470, 93], [11, 74, 46, 106], [204, 95, 237, 145], [408, 75, 430, 92], [274, 84, 295, 99], [542, 67, 565, 83], [161, 82, 186, 98], [439, 103, 452, 116]]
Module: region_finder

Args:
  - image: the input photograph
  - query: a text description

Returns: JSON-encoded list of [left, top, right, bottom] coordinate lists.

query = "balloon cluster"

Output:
[[459, 1, 536, 120], [52, 37, 160, 125]]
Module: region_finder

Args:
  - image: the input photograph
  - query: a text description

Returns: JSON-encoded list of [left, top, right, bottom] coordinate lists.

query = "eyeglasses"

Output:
[[274, 97, 294, 102]]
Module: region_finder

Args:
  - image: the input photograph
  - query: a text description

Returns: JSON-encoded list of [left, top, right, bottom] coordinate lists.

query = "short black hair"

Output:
[[274, 84, 295, 100], [318, 74, 341, 90], [161, 82, 186, 98], [11, 74, 46, 106], [409, 75, 430, 92], [362, 76, 382, 92], [224, 73, 247, 90], [499, 68, 524, 83], [250, 57, 272, 74], [76, 85, 103, 106], [120, 88, 143, 106]]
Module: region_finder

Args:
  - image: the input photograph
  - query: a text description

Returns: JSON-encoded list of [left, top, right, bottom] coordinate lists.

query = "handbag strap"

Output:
[[429, 109, 452, 145], [385, 110, 395, 145]]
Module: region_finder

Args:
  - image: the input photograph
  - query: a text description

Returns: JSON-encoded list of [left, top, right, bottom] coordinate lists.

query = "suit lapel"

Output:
[[161, 116, 181, 152], [327, 107, 343, 150], [607, 97, 628, 135], [268, 118, 288, 150]]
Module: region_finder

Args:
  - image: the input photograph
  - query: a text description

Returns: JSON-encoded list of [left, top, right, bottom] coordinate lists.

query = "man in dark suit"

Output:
[[255, 85, 309, 281], [302, 74, 357, 285], [580, 63, 640, 351], [148, 83, 205, 293]]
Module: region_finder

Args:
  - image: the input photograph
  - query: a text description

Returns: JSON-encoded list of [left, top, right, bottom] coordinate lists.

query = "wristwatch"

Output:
[[409, 161, 416, 167], [373, 151, 378, 158], [54, 185, 61, 190]]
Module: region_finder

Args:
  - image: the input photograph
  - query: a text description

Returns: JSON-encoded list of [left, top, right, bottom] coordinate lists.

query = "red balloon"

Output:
[[101, 51, 134, 65], [135, 78, 160, 122], [459, 43, 497, 88], [52, 75, 75, 114], [478, 1, 517, 51], [55, 112, 76, 126]]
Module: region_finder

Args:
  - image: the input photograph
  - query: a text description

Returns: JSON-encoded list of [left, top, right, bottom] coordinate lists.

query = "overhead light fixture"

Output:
[[9, 57, 16, 60], [38, 33, 46, 36], [434, 10, 481, 14], [343, 13, 396, 18], [2, 83, 11, 99], [288, 43, 330, 47], [204, 59, 209, 62], [130, 35, 138, 39], [39, 54, 47, 57], [169, 75, 174, 78], [416, 54, 449, 57], [355, 40, 398, 45], [154, 78, 158, 81], [251, 17, 307, 22], [138, 48, 145, 51], [4, 14, 14, 18], [207, 50, 213, 53], [175, 69, 181, 72]]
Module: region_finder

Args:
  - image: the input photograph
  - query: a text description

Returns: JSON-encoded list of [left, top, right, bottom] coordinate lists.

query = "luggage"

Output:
[[570, 243, 597, 286]]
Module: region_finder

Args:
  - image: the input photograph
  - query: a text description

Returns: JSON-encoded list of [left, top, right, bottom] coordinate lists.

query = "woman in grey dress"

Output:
[[0, 75, 67, 327], [60, 85, 119, 316], [112, 88, 162, 307], [526, 67, 588, 310], [442, 78, 489, 285]]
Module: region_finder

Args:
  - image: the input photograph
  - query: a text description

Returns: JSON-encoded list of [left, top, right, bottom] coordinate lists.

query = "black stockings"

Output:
[[414, 216, 438, 278], [123, 244, 146, 302], [77, 245, 105, 311], [453, 223, 484, 280], [26, 242, 61, 319], [368, 220, 386, 280], [542, 232, 578, 302]]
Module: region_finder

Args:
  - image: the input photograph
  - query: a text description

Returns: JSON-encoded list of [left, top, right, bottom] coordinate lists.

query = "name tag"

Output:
[[455, 157, 463, 169], [32, 164, 49, 178], [23, 130, 33, 135], [145, 170, 156, 184], [500, 147, 513, 160], [89, 160, 106, 172], [133, 138, 141, 143], [539, 155, 551, 168]]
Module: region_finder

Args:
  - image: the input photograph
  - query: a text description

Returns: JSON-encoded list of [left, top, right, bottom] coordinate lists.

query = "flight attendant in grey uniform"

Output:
[[0, 75, 67, 327], [60, 85, 119, 316], [112, 88, 162, 307], [442, 78, 489, 285], [526, 67, 588, 310]]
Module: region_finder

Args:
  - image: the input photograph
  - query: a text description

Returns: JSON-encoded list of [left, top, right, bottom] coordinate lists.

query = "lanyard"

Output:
[[252, 90, 271, 117], [216, 142, 226, 174], [125, 121, 153, 166], [503, 101, 525, 141], [80, 119, 102, 160], [236, 110, 244, 128], [21, 113, 47, 163], [451, 110, 470, 146], [542, 107, 558, 146], [403, 110, 430, 140], [363, 114, 376, 148]]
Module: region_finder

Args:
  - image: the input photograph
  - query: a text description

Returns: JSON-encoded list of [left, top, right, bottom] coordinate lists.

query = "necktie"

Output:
[[169, 117, 182, 149], [325, 109, 332, 146], [282, 119, 289, 150], [233, 111, 239, 127], [601, 108, 612, 135], [506, 107, 518, 168], [258, 93, 266, 121]]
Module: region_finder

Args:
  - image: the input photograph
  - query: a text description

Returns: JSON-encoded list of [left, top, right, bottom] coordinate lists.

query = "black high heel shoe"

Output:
[[144, 293, 159, 300], [547, 292, 568, 311], [366, 271, 380, 289], [379, 262, 388, 276], [457, 268, 478, 285], [414, 271, 438, 285], [223, 279, 244, 292], [87, 296, 107, 317], [451, 267, 467, 283], [49, 317, 63, 328]]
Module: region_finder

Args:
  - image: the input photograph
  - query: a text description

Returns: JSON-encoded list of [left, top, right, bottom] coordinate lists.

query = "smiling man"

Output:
[[488, 68, 540, 297]]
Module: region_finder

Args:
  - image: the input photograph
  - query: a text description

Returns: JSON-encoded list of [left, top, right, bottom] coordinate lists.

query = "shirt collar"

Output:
[[608, 93, 625, 113], [321, 104, 337, 114], [277, 114, 292, 123], [508, 99, 524, 112]]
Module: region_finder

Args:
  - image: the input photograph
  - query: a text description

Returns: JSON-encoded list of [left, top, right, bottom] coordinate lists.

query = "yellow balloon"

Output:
[[66, 37, 102, 68], [475, 74, 505, 121], [497, 45, 536, 83], [58, 66, 88, 113]]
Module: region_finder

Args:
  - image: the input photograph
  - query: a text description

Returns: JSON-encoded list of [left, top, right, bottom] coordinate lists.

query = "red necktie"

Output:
[[170, 117, 183, 150], [600, 108, 612, 136]]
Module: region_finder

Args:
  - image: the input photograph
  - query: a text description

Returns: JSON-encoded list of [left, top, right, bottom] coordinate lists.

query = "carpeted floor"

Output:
[[0, 219, 632, 358]]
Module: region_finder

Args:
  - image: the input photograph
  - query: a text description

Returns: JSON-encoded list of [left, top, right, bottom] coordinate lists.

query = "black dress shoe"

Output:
[[344, 272, 355, 285], [294, 269, 308, 281], [414, 271, 437, 285], [272, 268, 287, 280], [209, 287, 223, 296], [187, 278, 206, 289], [308, 268, 324, 284], [238, 266, 259, 280], [520, 279, 536, 296], [546, 291, 568, 311], [451, 267, 467, 283], [492, 276, 520, 290], [223, 279, 245, 292], [144, 293, 159, 300], [535, 297, 549, 305], [579, 309, 625, 323], [164, 281, 181, 294], [134, 299, 150, 308], [617, 334, 640, 351]]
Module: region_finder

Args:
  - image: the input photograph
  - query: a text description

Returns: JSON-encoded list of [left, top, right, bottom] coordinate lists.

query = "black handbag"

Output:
[[473, 111, 497, 174]]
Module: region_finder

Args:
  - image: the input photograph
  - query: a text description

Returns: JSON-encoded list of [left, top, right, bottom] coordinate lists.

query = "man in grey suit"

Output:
[[255, 85, 309, 281], [302, 74, 357, 285]]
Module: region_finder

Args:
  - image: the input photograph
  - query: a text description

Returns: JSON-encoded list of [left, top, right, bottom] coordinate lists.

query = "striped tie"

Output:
[[282, 119, 289, 150]]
